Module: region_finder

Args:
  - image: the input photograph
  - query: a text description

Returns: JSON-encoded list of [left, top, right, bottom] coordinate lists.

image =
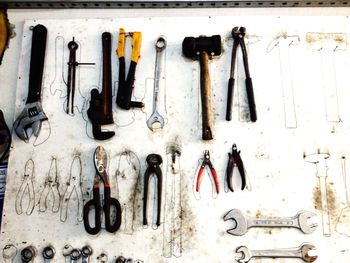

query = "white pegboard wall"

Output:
[[0, 16, 350, 262]]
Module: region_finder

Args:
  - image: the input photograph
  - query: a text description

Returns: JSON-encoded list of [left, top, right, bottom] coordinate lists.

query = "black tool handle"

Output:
[[245, 77, 257, 122], [156, 167, 162, 226], [101, 32, 112, 116], [26, 24, 47, 104], [199, 52, 213, 140], [83, 187, 101, 235], [103, 186, 122, 233], [226, 77, 235, 121]]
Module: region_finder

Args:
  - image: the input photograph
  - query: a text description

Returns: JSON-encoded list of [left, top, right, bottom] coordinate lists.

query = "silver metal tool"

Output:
[[70, 249, 81, 263], [223, 209, 317, 236], [39, 157, 60, 213], [21, 246, 36, 263], [3, 244, 17, 263], [147, 36, 166, 131], [81, 245, 93, 263], [304, 149, 331, 236], [43, 245, 55, 263], [235, 243, 317, 263]]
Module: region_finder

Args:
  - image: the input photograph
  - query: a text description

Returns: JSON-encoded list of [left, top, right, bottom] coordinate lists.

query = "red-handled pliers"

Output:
[[196, 150, 220, 193]]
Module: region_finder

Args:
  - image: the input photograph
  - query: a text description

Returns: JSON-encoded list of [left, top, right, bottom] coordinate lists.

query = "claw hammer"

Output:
[[182, 35, 222, 140]]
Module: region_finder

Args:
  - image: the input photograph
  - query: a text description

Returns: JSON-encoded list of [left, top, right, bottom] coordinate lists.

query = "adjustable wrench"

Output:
[[147, 36, 166, 131], [224, 209, 317, 235], [3, 244, 17, 263], [43, 246, 55, 263], [81, 245, 93, 263], [13, 24, 48, 142], [235, 243, 317, 263]]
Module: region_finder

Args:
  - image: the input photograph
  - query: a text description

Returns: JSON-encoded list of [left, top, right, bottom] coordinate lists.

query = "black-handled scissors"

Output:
[[83, 146, 122, 235]]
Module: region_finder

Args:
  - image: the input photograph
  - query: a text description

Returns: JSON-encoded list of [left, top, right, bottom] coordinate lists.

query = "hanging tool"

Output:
[[15, 159, 35, 215], [13, 24, 48, 142], [83, 146, 122, 234], [21, 246, 36, 263], [147, 36, 167, 131], [39, 157, 60, 212], [235, 243, 317, 263], [116, 28, 144, 110], [66, 37, 94, 114], [224, 209, 317, 236], [182, 35, 222, 140], [226, 27, 256, 122], [304, 148, 331, 236], [81, 245, 93, 263], [196, 150, 219, 194], [42, 245, 55, 263], [87, 32, 115, 140], [0, 9, 10, 65], [226, 143, 246, 192], [143, 153, 163, 227], [0, 109, 11, 164], [60, 155, 83, 222]]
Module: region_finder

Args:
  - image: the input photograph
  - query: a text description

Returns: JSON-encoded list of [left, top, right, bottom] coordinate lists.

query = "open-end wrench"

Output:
[[3, 244, 17, 263], [82, 245, 93, 263], [43, 245, 55, 263], [223, 209, 317, 236], [21, 246, 36, 263], [235, 243, 317, 263], [147, 36, 166, 131], [70, 249, 81, 263]]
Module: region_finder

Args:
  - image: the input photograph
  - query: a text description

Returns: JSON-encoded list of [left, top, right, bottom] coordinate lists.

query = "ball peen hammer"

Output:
[[182, 35, 222, 140]]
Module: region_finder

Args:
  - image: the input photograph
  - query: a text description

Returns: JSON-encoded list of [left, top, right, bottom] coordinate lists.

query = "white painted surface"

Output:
[[0, 9, 350, 263]]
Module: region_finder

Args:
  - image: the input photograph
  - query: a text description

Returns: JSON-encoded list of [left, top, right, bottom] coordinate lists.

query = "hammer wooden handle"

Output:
[[199, 51, 213, 140]]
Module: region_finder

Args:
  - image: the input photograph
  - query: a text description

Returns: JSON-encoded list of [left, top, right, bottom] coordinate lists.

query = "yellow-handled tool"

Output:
[[0, 9, 9, 65], [116, 28, 144, 110]]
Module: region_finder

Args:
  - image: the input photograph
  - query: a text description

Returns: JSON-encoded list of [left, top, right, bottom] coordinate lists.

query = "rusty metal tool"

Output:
[[182, 35, 222, 140], [87, 32, 115, 140]]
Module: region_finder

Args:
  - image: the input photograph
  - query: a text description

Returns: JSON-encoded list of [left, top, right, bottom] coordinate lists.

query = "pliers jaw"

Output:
[[226, 144, 246, 192], [196, 150, 220, 194], [232, 27, 246, 39]]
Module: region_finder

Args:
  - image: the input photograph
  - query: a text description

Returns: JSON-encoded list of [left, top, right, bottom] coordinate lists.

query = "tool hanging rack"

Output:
[[1, 0, 350, 9]]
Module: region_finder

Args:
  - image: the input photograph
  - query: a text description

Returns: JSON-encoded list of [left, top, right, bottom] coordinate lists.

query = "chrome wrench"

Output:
[[81, 245, 93, 263], [70, 249, 81, 263], [147, 36, 166, 131], [236, 243, 317, 263]]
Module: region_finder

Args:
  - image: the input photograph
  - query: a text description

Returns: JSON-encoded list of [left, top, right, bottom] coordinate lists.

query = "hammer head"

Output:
[[182, 35, 222, 59]]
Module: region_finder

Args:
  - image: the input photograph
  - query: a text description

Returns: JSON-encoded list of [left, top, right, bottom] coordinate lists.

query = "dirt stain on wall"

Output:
[[313, 184, 338, 218]]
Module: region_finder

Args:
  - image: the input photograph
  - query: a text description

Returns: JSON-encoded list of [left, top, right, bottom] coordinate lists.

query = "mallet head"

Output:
[[182, 35, 222, 59]]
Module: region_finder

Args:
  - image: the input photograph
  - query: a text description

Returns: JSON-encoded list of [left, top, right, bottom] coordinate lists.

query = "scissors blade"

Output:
[[94, 146, 108, 175]]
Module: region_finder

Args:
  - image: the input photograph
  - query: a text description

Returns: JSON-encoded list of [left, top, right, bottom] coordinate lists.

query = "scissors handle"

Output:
[[103, 185, 122, 233], [83, 187, 102, 235]]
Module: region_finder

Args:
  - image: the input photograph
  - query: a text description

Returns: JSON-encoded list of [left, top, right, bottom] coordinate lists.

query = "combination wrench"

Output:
[[3, 244, 17, 263], [43, 245, 55, 263], [21, 246, 36, 263], [147, 36, 166, 131], [70, 249, 82, 263], [223, 209, 317, 235], [235, 243, 317, 262], [82, 245, 93, 263]]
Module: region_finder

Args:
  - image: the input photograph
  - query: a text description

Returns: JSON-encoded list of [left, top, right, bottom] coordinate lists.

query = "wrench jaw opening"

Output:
[[301, 244, 318, 263], [223, 209, 248, 236], [146, 113, 165, 131], [298, 211, 318, 234], [235, 246, 252, 263]]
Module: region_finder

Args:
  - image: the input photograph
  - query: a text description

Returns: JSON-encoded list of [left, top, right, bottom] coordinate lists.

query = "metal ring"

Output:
[[82, 245, 93, 257], [21, 246, 36, 263], [70, 249, 81, 260], [156, 36, 167, 51], [43, 246, 55, 259]]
